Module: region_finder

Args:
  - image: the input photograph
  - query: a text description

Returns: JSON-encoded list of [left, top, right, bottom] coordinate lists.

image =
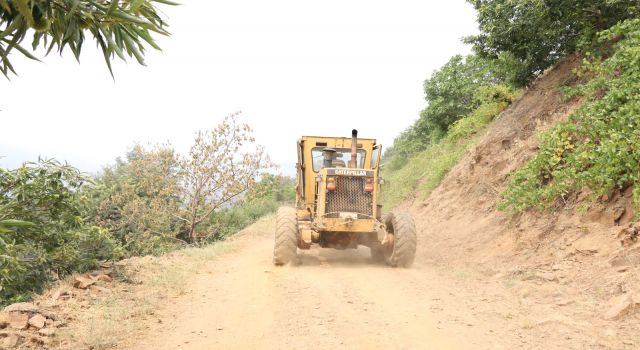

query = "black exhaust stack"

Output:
[[350, 129, 358, 168]]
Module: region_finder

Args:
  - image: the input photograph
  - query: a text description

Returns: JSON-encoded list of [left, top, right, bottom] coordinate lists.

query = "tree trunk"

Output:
[[189, 186, 200, 242]]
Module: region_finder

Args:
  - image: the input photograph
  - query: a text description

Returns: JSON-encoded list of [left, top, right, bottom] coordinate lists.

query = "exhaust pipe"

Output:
[[350, 129, 358, 168]]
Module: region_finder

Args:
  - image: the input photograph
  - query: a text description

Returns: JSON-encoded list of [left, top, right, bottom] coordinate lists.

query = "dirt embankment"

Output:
[[407, 55, 640, 348]]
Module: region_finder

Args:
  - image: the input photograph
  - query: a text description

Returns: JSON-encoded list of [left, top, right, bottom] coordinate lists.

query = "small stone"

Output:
[[37, 309, 58, 321], [0, 313, 10, 328], [1, 333, 20, 348], [551, 264, 562, 271], [28, 314, 46, 329], [92, 286, 110, 293], [7, 313, 29, 330], [617, 266, 629, 273], [28, 335, 45, 346], [612, 207, 626, 222], [56, 290, 71, 301], [3, 302, 38, 314], [603, 294, 635, 320], [555, 299, 575, 306], [95, 274, 113, 283], [535, 272, 557, 282], [51, 288, 66, 301], [38, 328, 56, 337], [73, 275, 96, 289]]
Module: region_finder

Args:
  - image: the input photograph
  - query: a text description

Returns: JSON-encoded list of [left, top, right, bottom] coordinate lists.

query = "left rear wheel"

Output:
[[273, 207, 298, 266]]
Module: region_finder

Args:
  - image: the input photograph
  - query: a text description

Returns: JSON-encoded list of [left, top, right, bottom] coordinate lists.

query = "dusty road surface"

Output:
[[113, 215, 639, 350], [128, 218, 495, 350]]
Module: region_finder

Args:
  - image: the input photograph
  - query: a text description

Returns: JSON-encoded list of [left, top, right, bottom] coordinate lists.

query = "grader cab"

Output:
[[273, 130, 417, 267]]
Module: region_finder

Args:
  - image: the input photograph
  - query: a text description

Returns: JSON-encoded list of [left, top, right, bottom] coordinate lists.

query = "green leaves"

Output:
[[466, 0, 639, 86], [0, 115, 277, 304], [0, 220, 35, 234], [0, 159, 122, 304], [0, 0, 177, 78], [500, 18, 640, 214], [385, 53, 518, 165], [88, 144, 185, 256]]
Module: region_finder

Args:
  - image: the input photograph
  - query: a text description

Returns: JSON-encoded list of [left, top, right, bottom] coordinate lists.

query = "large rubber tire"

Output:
[[273, 207, 298, 266], [384, 211, 417, 267]]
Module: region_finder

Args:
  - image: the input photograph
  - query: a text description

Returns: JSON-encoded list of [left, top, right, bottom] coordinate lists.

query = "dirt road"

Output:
[[120, 214, 639, 350], [128, 218, 499, 350]]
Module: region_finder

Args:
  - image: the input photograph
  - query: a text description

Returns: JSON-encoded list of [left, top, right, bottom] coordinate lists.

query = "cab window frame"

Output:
[[311, 147, 367, 172]]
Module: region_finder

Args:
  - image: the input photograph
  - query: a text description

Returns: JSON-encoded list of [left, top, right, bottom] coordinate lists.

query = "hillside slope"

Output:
[[407, 55, 640, 347]]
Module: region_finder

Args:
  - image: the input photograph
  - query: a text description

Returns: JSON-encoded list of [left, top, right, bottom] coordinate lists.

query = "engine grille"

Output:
[[325, 176, 373, 218]]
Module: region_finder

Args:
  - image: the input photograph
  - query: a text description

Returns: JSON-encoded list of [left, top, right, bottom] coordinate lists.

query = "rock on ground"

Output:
[[604, 294, 636, 320], [27, 314, 46, 329], [3, 303, 38, 314]]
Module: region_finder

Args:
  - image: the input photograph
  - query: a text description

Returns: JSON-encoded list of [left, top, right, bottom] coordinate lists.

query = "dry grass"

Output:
[[53, 235, 242, 350]]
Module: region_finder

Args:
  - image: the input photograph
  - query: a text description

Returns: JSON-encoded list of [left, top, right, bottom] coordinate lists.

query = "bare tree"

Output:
[[180, 112, 272, 241]]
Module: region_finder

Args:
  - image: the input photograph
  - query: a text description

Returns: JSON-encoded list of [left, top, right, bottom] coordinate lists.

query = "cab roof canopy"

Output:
[[300, 135, 377, 147]]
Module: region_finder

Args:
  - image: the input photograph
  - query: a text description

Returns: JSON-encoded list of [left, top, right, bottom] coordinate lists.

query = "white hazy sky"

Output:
[[0, 0, 478, 176]]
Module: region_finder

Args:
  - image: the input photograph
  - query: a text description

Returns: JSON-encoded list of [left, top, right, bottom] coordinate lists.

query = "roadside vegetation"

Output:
[[382, 0, 640, 214], [0, 0, 178, 77], [0, 114, 291, 305], [500, 18, 640, 214], [381, 80, 519, 208]]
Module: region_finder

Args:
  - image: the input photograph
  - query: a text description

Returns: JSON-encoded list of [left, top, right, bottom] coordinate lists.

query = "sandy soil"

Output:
[[125, 218, 506, 350], [118, 213, 638, 350]]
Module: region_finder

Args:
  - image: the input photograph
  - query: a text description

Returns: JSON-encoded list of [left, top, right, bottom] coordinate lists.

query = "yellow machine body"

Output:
[[294, 134, 383, 250]]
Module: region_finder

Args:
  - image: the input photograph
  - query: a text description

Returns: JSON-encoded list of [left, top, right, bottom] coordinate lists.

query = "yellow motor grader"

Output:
[[273, 130, 417, 267]]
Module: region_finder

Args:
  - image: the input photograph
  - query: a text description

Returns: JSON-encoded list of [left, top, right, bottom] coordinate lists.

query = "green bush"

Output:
[[0, 157, 293, 305], [0, 159, 121, 303], [466, 0, 639, 86], [382, 85, 519, 208], [384, 54, 518, 166], [500, 18, 640, 213], [87, 145, 185, 256]]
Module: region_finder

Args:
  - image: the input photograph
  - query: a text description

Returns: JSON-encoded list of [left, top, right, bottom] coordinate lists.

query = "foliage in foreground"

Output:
[[0, 0, 177, 77], [0, 159, 121, 304], [0, 115, 286, 304], [500, 18, 640, 214], [88, 144, 184, 256]]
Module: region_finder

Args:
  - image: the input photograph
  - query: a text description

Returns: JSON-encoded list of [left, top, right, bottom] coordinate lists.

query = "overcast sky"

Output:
[[0, 0, 478, 176]]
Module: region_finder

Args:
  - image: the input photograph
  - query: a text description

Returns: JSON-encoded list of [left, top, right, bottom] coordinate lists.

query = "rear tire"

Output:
[[273, 207, 298, 266], [384, 211, 417, 267]]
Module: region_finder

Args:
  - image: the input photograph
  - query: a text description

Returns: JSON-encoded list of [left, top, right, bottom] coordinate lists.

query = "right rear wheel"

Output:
[[273, 207, 298, 266], [383, 211, 417, 267]]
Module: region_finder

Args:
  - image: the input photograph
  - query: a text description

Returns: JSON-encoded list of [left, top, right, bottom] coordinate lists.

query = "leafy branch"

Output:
[[0, 0, 178, 78]]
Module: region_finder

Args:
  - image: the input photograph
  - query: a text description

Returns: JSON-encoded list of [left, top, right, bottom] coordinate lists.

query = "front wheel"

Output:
[[383, 211, 417, 267], [273, 207, 298, 266]]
